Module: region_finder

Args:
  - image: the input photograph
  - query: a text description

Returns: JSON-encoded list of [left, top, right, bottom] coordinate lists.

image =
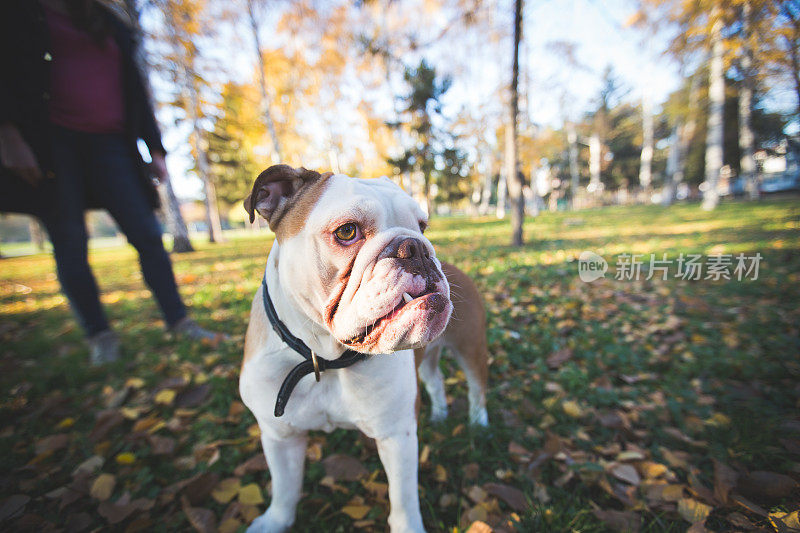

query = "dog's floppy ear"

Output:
[[244, 164, 331, 233]]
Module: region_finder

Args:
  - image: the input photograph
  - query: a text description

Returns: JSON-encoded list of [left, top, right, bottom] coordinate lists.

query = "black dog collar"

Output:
[[261, 275, 367, 417]]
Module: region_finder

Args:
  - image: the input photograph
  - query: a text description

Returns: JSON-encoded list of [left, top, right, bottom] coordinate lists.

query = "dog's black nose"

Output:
[[394, 237, 427, 260]]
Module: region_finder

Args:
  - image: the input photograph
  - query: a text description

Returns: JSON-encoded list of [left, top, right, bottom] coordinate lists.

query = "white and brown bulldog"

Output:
[[239, 164, 489, 533]]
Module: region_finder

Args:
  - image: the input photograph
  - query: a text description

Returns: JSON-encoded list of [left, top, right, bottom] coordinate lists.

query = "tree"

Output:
[[245, 0, 283, 162], [703, 8, 725, 211], [508, 0, 524, 246], [150, 0, 224, 242], [387, 60, 458, 215], [123, 0, 194, 253]]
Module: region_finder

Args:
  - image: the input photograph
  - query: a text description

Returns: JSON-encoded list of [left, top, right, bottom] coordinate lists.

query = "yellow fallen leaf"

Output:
[[419, 444, 430, 465], [56, 417, 75, 429], [434, 464, 448, 483], [125, 377, 145, 389], [769, 510, 800, 531], [341, 505, 371, 520], [247, 424, 261, 438], [562, 400, 583, 418], [704, 412, 730, 427], [120, 407, 142, 420], [211, 478, 242, 504], [90, 473, 116, 501], [238, 483, 264, 505], [678, 498, 711, 524], [155, 389, 176, 405], [115, 452, 136, 465], [218, 518, 242, 533]]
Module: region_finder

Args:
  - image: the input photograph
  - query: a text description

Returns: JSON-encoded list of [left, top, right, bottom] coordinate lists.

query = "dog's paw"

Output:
[[246, 509, 293, 533], [469, 406, 489, 427]]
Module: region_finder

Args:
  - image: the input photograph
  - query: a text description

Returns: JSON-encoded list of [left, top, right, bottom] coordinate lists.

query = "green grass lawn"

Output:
[[1, 198, 799, 532]]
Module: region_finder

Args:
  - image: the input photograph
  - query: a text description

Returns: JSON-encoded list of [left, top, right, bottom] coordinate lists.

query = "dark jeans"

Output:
[[40, 126, 186, 336]]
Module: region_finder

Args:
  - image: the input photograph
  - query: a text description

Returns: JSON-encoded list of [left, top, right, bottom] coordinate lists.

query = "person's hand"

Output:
[[0, 123, 43, 185], [149, 151, 169, 183]]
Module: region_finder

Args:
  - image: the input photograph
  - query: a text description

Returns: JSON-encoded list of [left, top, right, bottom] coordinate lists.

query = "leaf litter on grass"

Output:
[[1, 200, 799, 531]]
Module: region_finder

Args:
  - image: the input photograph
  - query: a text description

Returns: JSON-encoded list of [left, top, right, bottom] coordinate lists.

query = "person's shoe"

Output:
[[170, 317, 221, 343], [88, 330, 120, 365]]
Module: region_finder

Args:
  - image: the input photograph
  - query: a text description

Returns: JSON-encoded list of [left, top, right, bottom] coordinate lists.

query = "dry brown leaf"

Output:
[[182, 472, 221, 506], [466, 485, 488, 503], [89, 410, 125, 443], [181, 496, 216, 533], [34, 434, 69, 455], [98, 493, 154, 525], [218, 517, 243, 533], [322, 454, 368, 481], [546, 347, 572, 369], [90, 473, 116, 501], [233, 454, 268, 477], [175, 384, 211, 408], [736, 471, 799, 502], [712, 458, 738, 505], [148, 435, 176, 456], [592, 509, 640, 532], [483, 482, 527, 512], [72, 455, 104, 477], [611, 463, 641, 486], [0, 494, 30, 522]]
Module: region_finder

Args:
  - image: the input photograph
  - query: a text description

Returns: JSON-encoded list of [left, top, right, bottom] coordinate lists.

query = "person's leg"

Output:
[[84, 133, 187, 327], [43, 128, 110, 337]]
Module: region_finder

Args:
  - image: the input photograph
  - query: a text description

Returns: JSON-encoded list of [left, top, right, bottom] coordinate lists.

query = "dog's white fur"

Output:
[[240, 174, 453, 532]]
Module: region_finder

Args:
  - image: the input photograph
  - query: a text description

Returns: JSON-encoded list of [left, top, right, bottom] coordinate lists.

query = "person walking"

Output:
[[0, 0, 220, 364]]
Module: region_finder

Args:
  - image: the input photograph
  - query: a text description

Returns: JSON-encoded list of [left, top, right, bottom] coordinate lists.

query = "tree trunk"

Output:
[[496, 166, 507, 219], [703, 13, 725, 211], [29, 218, 46, 251], [739, 1, 758, 200], [638, 91, 654, 194], [479, 156, 493, 215], [567, 124, 580, 209], [124, 0, 193, 253], [507, 0, 524, 246], [187, 73, 224, 243], [246, 0, 283, 163], [589, 133, 602, 195], [663, 124, 680, 206]]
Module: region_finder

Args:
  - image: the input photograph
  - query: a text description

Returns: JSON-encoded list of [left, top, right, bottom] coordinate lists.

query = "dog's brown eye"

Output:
[[334, 223, 359, 243], [419, 221, 427, 233]]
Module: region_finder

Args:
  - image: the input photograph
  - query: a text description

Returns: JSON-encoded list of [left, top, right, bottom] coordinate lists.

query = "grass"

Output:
[[1, 198, 799, 532]]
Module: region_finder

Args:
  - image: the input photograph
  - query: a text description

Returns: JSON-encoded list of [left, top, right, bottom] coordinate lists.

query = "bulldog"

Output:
[[239, 164, 489, 533]]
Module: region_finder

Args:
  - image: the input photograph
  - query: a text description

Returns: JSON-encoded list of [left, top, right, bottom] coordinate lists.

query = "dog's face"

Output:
[[244, 165, 452, 354]]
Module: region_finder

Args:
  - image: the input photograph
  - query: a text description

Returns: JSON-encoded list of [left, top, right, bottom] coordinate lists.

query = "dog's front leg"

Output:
[[247, 432, 308, 533], [376, 430, 426, 533]]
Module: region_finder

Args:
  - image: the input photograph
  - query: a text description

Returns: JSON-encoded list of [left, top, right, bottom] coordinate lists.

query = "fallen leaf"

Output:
[[238, 483, 264, 505], [322, 454, 368, 481], [98, 493, 154, 525], [737, 471, 798, 502], [562, 400, 584, 418], [34, 433, 69, 455], [218, 517, 243, 533], [434, 464, 447, 483], [181, 496, 216, 533], [175, 384, 211, 408], [341, 505, 371, 520], [89, 410, 125, 443], [115, 452, 135, 465], [769, 510, 800, 532], [546, 347, 572, 369], [148, 435, 176, 455], [465, 520, 493, 533], [90, 473, 116, 501], [182, 472, 221, 505], [466, 485, 488, 503], [611, 463, 641, 486], [678, 498, 712, 525], [593, 509, 640, 532], [0, 494, 30, 522], [155, 389, 177, 406], [234, 454, 267, 477], [483, 482, 527, 511], [712, 458, 738, 505], [211, 478, 242, 504], [72, 455, 104, 477]]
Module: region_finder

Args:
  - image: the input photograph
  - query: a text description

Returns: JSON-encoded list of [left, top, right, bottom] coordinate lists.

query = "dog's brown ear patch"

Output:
[[244, 164, 332, 240]]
